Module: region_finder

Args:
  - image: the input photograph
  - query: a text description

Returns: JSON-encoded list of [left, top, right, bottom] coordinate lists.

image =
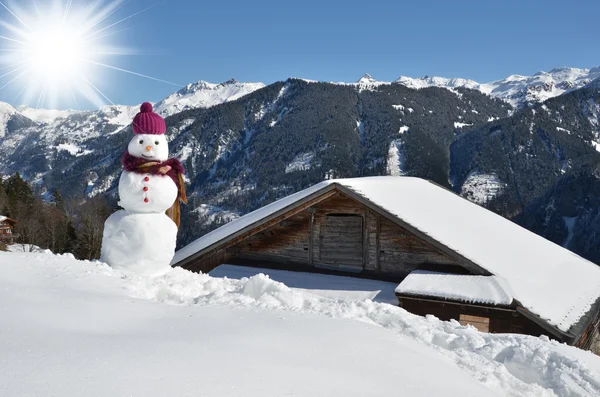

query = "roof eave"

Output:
[[515, 304, 575, 344], [396, 292, 516, 310]]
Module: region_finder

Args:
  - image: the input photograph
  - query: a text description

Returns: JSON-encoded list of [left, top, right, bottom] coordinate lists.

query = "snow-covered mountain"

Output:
[[395, 75, 480, 91], [154, 78, 265, 117], [17, 106, 80, 123], [0, 102, 33, 138], [0, 78, 265, 180], [1, 77, 264, 131], [395, 66, 600, 108]]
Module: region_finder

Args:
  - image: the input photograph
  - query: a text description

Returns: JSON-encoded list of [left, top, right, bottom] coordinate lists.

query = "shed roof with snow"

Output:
[[395, 270, 514, 306], [174, 176, 600, 339]]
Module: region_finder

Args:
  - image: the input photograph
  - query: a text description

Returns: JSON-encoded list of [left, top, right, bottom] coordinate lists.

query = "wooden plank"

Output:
[[362, 212, 368, 270], [459, 314, 490, 332], [308, 210, 314, 266], [319, 214, 364, 267], [376, 215, 381, 272]]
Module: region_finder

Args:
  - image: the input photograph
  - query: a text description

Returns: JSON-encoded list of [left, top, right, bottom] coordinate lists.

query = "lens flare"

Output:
[[0, 0, 180, 109]]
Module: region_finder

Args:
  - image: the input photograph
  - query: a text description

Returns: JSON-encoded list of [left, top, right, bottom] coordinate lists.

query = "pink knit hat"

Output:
[[132, 102, 166, 135]]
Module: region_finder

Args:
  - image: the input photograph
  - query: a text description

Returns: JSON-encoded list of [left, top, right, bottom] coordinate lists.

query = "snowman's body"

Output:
[[101, 210, 177, 275], [118, 170, 178, 213], [101, 125, 180, 276]]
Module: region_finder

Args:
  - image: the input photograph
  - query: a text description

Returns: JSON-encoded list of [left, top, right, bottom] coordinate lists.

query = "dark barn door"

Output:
[[319, 214, 364, 268]]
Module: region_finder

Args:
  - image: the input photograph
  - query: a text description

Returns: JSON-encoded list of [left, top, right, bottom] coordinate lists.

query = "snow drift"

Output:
[[1, 250, 599, 397]]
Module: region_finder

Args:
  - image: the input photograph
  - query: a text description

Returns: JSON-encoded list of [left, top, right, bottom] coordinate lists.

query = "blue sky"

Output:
[[0, 0, 599, 109]]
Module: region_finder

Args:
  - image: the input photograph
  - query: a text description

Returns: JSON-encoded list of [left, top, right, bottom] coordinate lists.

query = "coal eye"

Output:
[[139, 140, 144, 144], [155, 141, 159, 145]]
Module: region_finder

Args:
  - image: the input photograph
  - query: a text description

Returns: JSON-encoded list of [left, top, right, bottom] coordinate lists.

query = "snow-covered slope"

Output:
[[394, 67, 600, 108], [0, 101, 27, 138], [17, 106, 80, 123], [1, 250, 599, 396], [395, 75, 480, 90], [479, 67, 600, 107], [154, 78, 266, 117], [0, 78, 263, 140]]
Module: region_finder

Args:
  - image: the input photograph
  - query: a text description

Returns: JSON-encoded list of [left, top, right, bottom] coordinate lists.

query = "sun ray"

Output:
[[11, 75, 31, 103], [0, 34, 25, 45], [78, 72, 114, 105], [83, 4, 155, 41], [68, 82, 80, 110], [62, 0, 73, 22], [36, 84, 46, 108], [80, 0, 127, 36], [0, 64, 26, 80], [0, 62, 23, 72], [0, 68, 26, 91], [83, 26, 132, 44], [0, 1, 31, 31], [84, 59, 181, 87]]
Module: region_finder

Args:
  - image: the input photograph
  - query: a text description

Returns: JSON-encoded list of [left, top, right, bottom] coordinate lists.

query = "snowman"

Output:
[[100, 102, 187, 276]]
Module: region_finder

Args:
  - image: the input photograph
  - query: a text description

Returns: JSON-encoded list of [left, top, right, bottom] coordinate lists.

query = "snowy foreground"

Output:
[[1, 251, 600, 397]]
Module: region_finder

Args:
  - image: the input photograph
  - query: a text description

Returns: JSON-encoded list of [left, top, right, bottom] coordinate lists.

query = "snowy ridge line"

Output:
[[122, 264, 600, 396]]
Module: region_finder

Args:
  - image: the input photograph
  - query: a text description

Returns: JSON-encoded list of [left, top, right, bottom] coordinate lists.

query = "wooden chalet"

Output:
[[0, 215, 17, 244], [173, 177, 600, 351]]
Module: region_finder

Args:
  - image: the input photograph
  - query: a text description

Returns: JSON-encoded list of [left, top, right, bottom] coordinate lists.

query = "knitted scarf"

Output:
[[122, 151, 187, 227]]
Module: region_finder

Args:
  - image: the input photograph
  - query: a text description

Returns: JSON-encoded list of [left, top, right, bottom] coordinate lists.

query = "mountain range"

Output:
[[0, 66, 599, 264]]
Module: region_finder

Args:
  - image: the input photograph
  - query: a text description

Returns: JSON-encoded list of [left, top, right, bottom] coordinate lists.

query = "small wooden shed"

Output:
[[173, 177, 600, 350]]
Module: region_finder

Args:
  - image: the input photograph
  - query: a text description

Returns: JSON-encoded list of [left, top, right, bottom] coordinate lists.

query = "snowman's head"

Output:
[[128, 133, 169, 162]]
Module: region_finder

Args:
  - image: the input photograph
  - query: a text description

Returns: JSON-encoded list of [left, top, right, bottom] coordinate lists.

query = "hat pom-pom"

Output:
[[140, 102, 153, 113]]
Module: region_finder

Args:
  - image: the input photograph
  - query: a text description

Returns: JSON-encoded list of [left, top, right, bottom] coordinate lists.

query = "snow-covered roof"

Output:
[[395, 270, 514, 306], [174, 176, 600, 334]]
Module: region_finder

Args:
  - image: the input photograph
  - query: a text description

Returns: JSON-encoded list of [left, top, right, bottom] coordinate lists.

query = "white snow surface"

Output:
[[386, 139, 407, 176], [395, 75, 480, 90], [455, 121, 474, 128], [176, 176, 600, 333], [0, 101, 18, 138], [285, 152, 316, 173], [210, 264, 399, 304], [1, 251, 600, 397], [396, 270, 514, 306], [461, 172, 506, 205], [18, 106, 79, 123]]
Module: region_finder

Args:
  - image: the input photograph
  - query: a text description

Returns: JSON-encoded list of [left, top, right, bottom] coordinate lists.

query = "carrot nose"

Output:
[[145, 146, 152, 152]]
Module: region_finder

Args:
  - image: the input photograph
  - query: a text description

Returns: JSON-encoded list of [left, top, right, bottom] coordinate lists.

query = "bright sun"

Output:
[[25, 22, 85, 81], [0, 0, 178, 109]]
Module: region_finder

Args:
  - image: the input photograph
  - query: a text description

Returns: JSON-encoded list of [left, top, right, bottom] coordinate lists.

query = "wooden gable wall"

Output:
[[224, 191, 469, 279]]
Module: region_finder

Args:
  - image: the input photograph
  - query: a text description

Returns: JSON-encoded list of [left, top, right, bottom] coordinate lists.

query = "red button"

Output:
[[143, 187, 148, 192], [144, 198, 149, 203], [144, 177, 150, 182]]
